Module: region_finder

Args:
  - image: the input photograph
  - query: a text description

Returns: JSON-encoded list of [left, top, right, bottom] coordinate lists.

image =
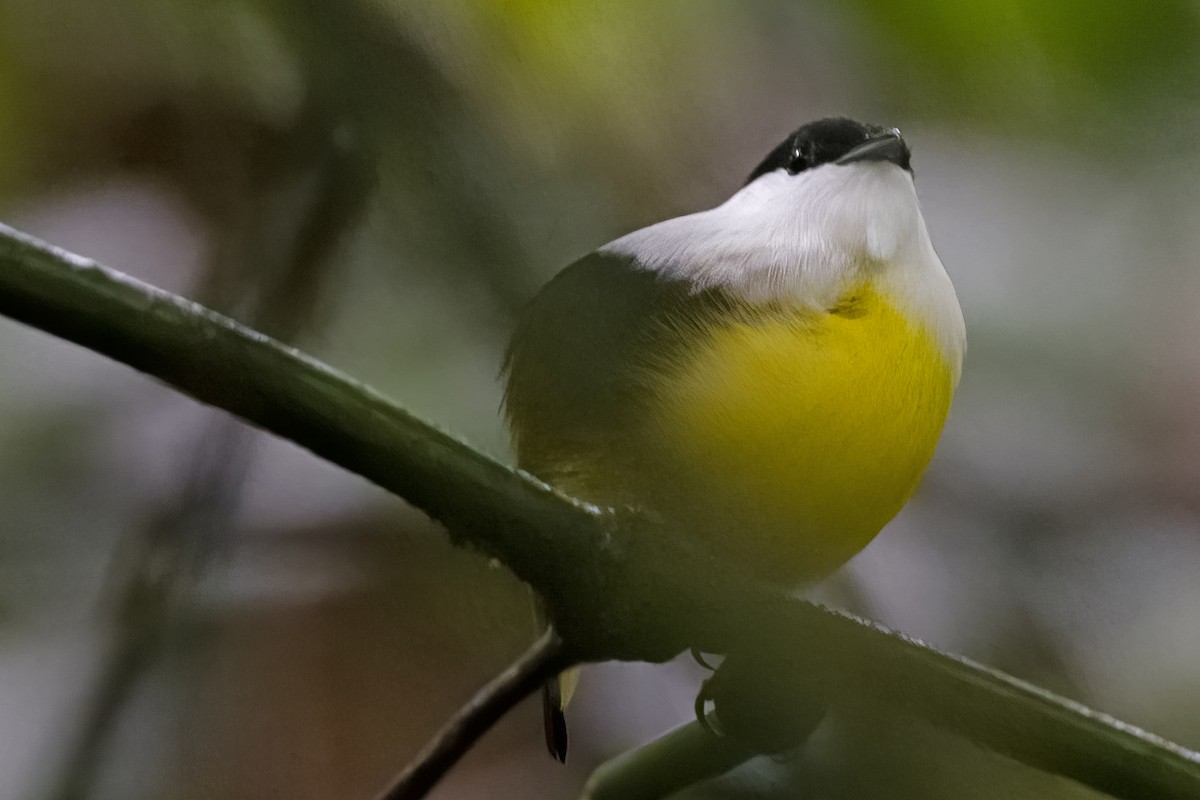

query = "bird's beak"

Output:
[[837, 129, 911, 169]]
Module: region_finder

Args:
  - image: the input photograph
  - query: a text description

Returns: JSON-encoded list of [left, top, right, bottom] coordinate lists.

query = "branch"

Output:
[[2, 223, 1199, 800], [582, 718, 758, 800], [0, 221, 619, 655], [373, 628, 569, 800]]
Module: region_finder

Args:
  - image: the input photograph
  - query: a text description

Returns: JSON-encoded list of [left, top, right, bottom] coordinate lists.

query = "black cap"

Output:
[[746, 118, 912, 184]]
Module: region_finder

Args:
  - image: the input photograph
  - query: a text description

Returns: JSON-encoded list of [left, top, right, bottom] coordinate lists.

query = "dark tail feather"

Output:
[[542, 681, 569, 763]]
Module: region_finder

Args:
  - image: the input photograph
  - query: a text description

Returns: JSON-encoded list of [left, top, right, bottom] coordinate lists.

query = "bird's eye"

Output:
[[786, 144, 808, 174]]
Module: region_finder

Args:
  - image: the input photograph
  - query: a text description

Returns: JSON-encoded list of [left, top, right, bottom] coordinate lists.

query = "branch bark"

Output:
[[2, 222, 1199, 799]]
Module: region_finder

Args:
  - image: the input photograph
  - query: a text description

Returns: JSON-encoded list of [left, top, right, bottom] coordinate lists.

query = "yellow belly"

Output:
[[648, 282, 956, 583]]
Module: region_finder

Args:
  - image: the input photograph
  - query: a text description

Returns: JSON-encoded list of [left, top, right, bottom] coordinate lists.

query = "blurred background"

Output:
[[0, 2, 1198, 798]]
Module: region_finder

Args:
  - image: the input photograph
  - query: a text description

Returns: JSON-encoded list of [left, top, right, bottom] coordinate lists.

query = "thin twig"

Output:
[[372, 628, 571, 800]]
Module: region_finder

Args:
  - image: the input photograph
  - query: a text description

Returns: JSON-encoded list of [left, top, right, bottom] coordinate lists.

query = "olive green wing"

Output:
[[503, 251, 698, 501]]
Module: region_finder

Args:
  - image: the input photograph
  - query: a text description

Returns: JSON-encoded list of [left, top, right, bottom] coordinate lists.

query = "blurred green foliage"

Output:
[[853, 0, 1200, 142]]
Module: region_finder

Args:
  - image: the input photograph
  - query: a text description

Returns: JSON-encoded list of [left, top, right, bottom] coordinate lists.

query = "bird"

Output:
[[502, 117, 966, 762]]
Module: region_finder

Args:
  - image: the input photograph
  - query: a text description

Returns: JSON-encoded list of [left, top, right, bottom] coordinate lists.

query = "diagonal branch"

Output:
[[1, 222, 1199, 800], [373, 628, 570, 800]]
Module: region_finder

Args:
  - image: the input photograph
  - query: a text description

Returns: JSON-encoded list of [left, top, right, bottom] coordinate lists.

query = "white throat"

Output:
[[600, 162, 966, 374]]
